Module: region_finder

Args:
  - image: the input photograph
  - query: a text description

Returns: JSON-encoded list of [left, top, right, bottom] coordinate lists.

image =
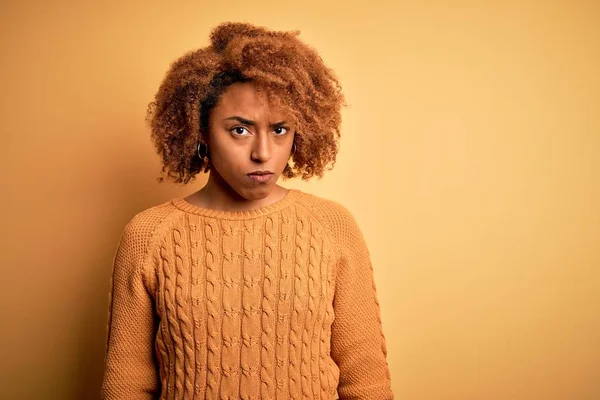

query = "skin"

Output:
[[184, 81, 296, 211]]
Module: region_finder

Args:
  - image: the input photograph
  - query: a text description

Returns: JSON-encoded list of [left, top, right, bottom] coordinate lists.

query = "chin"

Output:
[[237, 184, 273, 200]]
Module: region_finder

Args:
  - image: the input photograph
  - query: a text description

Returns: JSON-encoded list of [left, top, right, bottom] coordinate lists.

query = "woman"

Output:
[[101, 21, 393, 400]]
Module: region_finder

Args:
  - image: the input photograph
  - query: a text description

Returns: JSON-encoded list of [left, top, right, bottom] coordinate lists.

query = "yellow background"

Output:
[[2, 1, 599, 399]]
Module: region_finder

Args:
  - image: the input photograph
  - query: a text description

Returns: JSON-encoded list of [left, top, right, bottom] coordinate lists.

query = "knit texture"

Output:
[[101, 188, 393, 399]]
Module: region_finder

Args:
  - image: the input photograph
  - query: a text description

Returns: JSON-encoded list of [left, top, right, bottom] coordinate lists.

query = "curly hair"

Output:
[[146, 21, 346, 184]]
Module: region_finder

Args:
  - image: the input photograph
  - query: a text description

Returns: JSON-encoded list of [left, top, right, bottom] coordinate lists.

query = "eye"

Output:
[[231, 126, 249, 135], [274, 127, 289, 135]]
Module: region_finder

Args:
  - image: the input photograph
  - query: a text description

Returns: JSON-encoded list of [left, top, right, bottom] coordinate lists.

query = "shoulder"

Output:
[[296, 190, 364, 248], [297, 189, 356, 220], [116, 199, 183, 258], [111, 199, 183, 287]]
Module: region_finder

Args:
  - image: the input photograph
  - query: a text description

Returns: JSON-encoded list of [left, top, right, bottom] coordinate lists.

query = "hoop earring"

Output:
[[290, 142, 297, 157], [197, 142, 210, 172]]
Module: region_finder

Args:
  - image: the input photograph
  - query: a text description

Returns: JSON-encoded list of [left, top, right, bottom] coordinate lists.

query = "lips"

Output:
[[247, 172, 274, 183], [248, 171, 273, 176]]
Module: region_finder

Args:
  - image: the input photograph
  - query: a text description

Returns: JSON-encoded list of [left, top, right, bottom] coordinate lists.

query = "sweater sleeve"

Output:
[[329, 205, 394, 399], [101, 217, 160, 399]]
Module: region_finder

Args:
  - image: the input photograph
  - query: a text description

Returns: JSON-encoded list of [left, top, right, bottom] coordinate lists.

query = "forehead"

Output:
[[213, 82, 289, 120]]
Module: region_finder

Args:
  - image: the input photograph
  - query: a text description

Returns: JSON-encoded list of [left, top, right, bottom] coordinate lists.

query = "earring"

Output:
[[290, 142, 297, 157], [197, 142, 210, 172]]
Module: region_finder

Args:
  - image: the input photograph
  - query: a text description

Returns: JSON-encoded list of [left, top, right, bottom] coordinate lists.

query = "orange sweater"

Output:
[[101, 188, 393, 399]]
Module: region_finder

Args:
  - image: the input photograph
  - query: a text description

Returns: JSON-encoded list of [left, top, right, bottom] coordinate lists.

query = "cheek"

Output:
[[210, 142, 244, 171]]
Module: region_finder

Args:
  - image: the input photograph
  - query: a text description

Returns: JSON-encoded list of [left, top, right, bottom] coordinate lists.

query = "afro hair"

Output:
[[146, 21, 346, 184]]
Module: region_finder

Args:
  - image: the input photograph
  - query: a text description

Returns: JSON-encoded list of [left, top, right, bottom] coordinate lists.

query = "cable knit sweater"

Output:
[[101, 188, 393, 400]]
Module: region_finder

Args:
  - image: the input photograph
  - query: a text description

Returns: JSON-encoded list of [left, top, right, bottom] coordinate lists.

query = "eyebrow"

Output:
[[224, 116, 287, 127]]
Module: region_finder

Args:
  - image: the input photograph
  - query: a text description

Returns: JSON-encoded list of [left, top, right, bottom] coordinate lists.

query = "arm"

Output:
[[101, 218, 160, 399], [330, 206, 394, 399]]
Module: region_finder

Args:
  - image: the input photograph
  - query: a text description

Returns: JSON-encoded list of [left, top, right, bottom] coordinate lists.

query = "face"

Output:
[[204, 82, 295, 201]]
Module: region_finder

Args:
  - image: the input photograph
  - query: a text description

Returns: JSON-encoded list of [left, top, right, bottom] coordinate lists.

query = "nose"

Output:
[[250, 132, 272, 163]]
